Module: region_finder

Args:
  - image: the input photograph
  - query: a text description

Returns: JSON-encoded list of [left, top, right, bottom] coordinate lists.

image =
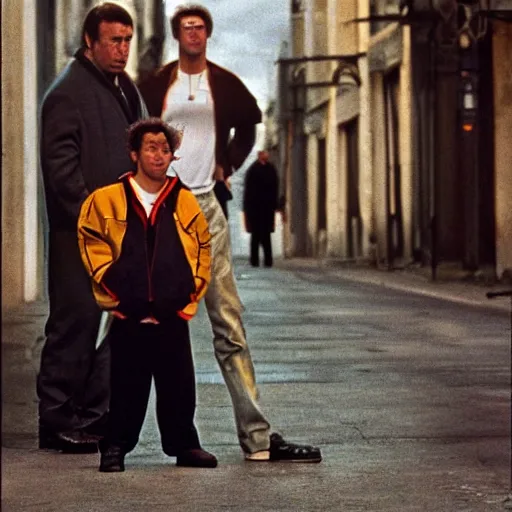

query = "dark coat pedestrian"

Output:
[[243, 151, 279, 267], [37, 3, 148, 454]]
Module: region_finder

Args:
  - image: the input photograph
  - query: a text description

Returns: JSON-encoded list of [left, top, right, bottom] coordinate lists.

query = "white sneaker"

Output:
[[244, 450, 270, 461]]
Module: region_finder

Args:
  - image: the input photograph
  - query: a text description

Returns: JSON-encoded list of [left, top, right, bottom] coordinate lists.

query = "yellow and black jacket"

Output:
[[78, 173, 211, 322]]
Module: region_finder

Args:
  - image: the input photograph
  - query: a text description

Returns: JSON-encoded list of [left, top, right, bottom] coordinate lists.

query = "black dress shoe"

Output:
[[176, 448, 218, 468], [99, 445, 125, 472], [268, 433, 322, 463], [39, 428, 99, 454]]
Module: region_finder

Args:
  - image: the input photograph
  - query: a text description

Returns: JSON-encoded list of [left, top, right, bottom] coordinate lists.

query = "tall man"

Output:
[[139, 4, 321, 462], [38, 3, 148, 453]]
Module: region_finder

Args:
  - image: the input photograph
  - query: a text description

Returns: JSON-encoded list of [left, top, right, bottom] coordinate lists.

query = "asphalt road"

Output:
[[2, 259, 510, 511]]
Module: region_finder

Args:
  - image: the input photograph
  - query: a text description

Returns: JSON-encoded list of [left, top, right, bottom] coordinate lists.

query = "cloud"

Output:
[[163, 0, 289, 109]]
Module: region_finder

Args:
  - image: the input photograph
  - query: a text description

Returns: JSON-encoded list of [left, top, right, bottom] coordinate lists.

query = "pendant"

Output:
[[188, 94, 195, 101]]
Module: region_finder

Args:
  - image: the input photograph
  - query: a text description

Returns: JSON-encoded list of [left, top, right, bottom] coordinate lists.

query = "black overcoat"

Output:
[[40, 50, 148, 231], [243, 161, 279, 233]]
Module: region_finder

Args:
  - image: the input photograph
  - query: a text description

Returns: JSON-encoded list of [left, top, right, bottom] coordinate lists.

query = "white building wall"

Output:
[[371, 72, 388, 262], [1, 0, 40, 310], [398, 25, 413, 261], [357, 56, 373, 259], [325, 0, 342, 257], [23, 0, 40, 301], [357, 0, 372, 260]]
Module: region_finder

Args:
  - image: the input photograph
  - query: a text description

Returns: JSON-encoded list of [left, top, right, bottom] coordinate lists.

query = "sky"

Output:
[[163, 0, 290, 112]]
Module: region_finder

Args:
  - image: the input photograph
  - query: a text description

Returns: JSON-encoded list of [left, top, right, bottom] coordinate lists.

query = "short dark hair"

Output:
[[127, 118, 182, 154], [170, 4, 213, 39], [82, 2, 133, 47]]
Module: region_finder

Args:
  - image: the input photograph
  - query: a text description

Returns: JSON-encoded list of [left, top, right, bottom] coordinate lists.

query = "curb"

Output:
[[272, 258, 512, 314]]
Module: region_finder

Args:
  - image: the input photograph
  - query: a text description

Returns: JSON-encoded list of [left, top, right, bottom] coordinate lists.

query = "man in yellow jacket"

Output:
[[78, 118, 217, 472]]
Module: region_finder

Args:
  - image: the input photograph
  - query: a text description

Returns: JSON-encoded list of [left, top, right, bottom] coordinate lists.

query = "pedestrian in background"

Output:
[[38, 2, 148, 453], [138, 3, 321, 463], [243, 150, 280, 268], [78, 118, 216, 472]]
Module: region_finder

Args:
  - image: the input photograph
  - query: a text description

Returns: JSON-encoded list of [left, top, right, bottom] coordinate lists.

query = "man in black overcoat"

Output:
[[243, 150, 280, 267], [37, 2, 148, 453]]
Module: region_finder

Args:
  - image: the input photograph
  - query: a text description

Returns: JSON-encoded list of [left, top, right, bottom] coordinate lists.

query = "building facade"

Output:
[[276, 0, 512, 279]]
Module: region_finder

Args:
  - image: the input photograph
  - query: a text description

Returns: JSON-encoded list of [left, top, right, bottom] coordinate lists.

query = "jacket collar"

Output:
[[74, 48, 119, 89], [74, 48, 138, 122], [120, 172, 181, 223], [159, 59, 226, 90]]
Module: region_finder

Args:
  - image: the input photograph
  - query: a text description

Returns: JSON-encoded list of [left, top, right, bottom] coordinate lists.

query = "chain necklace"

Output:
[[188, 72, 203, 101]]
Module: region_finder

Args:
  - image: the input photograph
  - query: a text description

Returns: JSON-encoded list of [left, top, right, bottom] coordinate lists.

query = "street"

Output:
[[2, 258, 510, 511], [3, 1, 512, 510]]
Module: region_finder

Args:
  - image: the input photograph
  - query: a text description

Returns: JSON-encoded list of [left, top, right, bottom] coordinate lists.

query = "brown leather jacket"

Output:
[[138, 60, 261, 178]]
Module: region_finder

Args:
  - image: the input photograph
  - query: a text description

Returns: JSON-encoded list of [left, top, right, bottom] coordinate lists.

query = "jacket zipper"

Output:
[[129, 176, 177, 306], [148, 215, 161, 301], [145, 227, 153, 302], [130, 191, 153, 302], [147, 179, 176, 302]]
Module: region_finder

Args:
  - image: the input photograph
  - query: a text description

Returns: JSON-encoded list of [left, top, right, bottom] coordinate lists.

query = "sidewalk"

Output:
[[275, 258, 512, 314]]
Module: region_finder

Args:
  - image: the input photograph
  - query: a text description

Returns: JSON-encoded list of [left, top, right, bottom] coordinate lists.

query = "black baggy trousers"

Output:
[[37, 231, 109, 433], [102, 316, 201, 455]]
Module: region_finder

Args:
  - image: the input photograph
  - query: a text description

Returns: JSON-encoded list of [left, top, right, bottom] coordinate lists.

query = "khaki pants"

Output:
[[197, 190, 271, 453]]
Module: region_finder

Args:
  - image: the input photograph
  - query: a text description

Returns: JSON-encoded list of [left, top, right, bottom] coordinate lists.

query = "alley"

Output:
[[2, 259, 510, 511]]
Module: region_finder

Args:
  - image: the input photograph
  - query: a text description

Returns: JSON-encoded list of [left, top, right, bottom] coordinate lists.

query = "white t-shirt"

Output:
[[161, 68, 216, 195], [129, 177, 160, 217]]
